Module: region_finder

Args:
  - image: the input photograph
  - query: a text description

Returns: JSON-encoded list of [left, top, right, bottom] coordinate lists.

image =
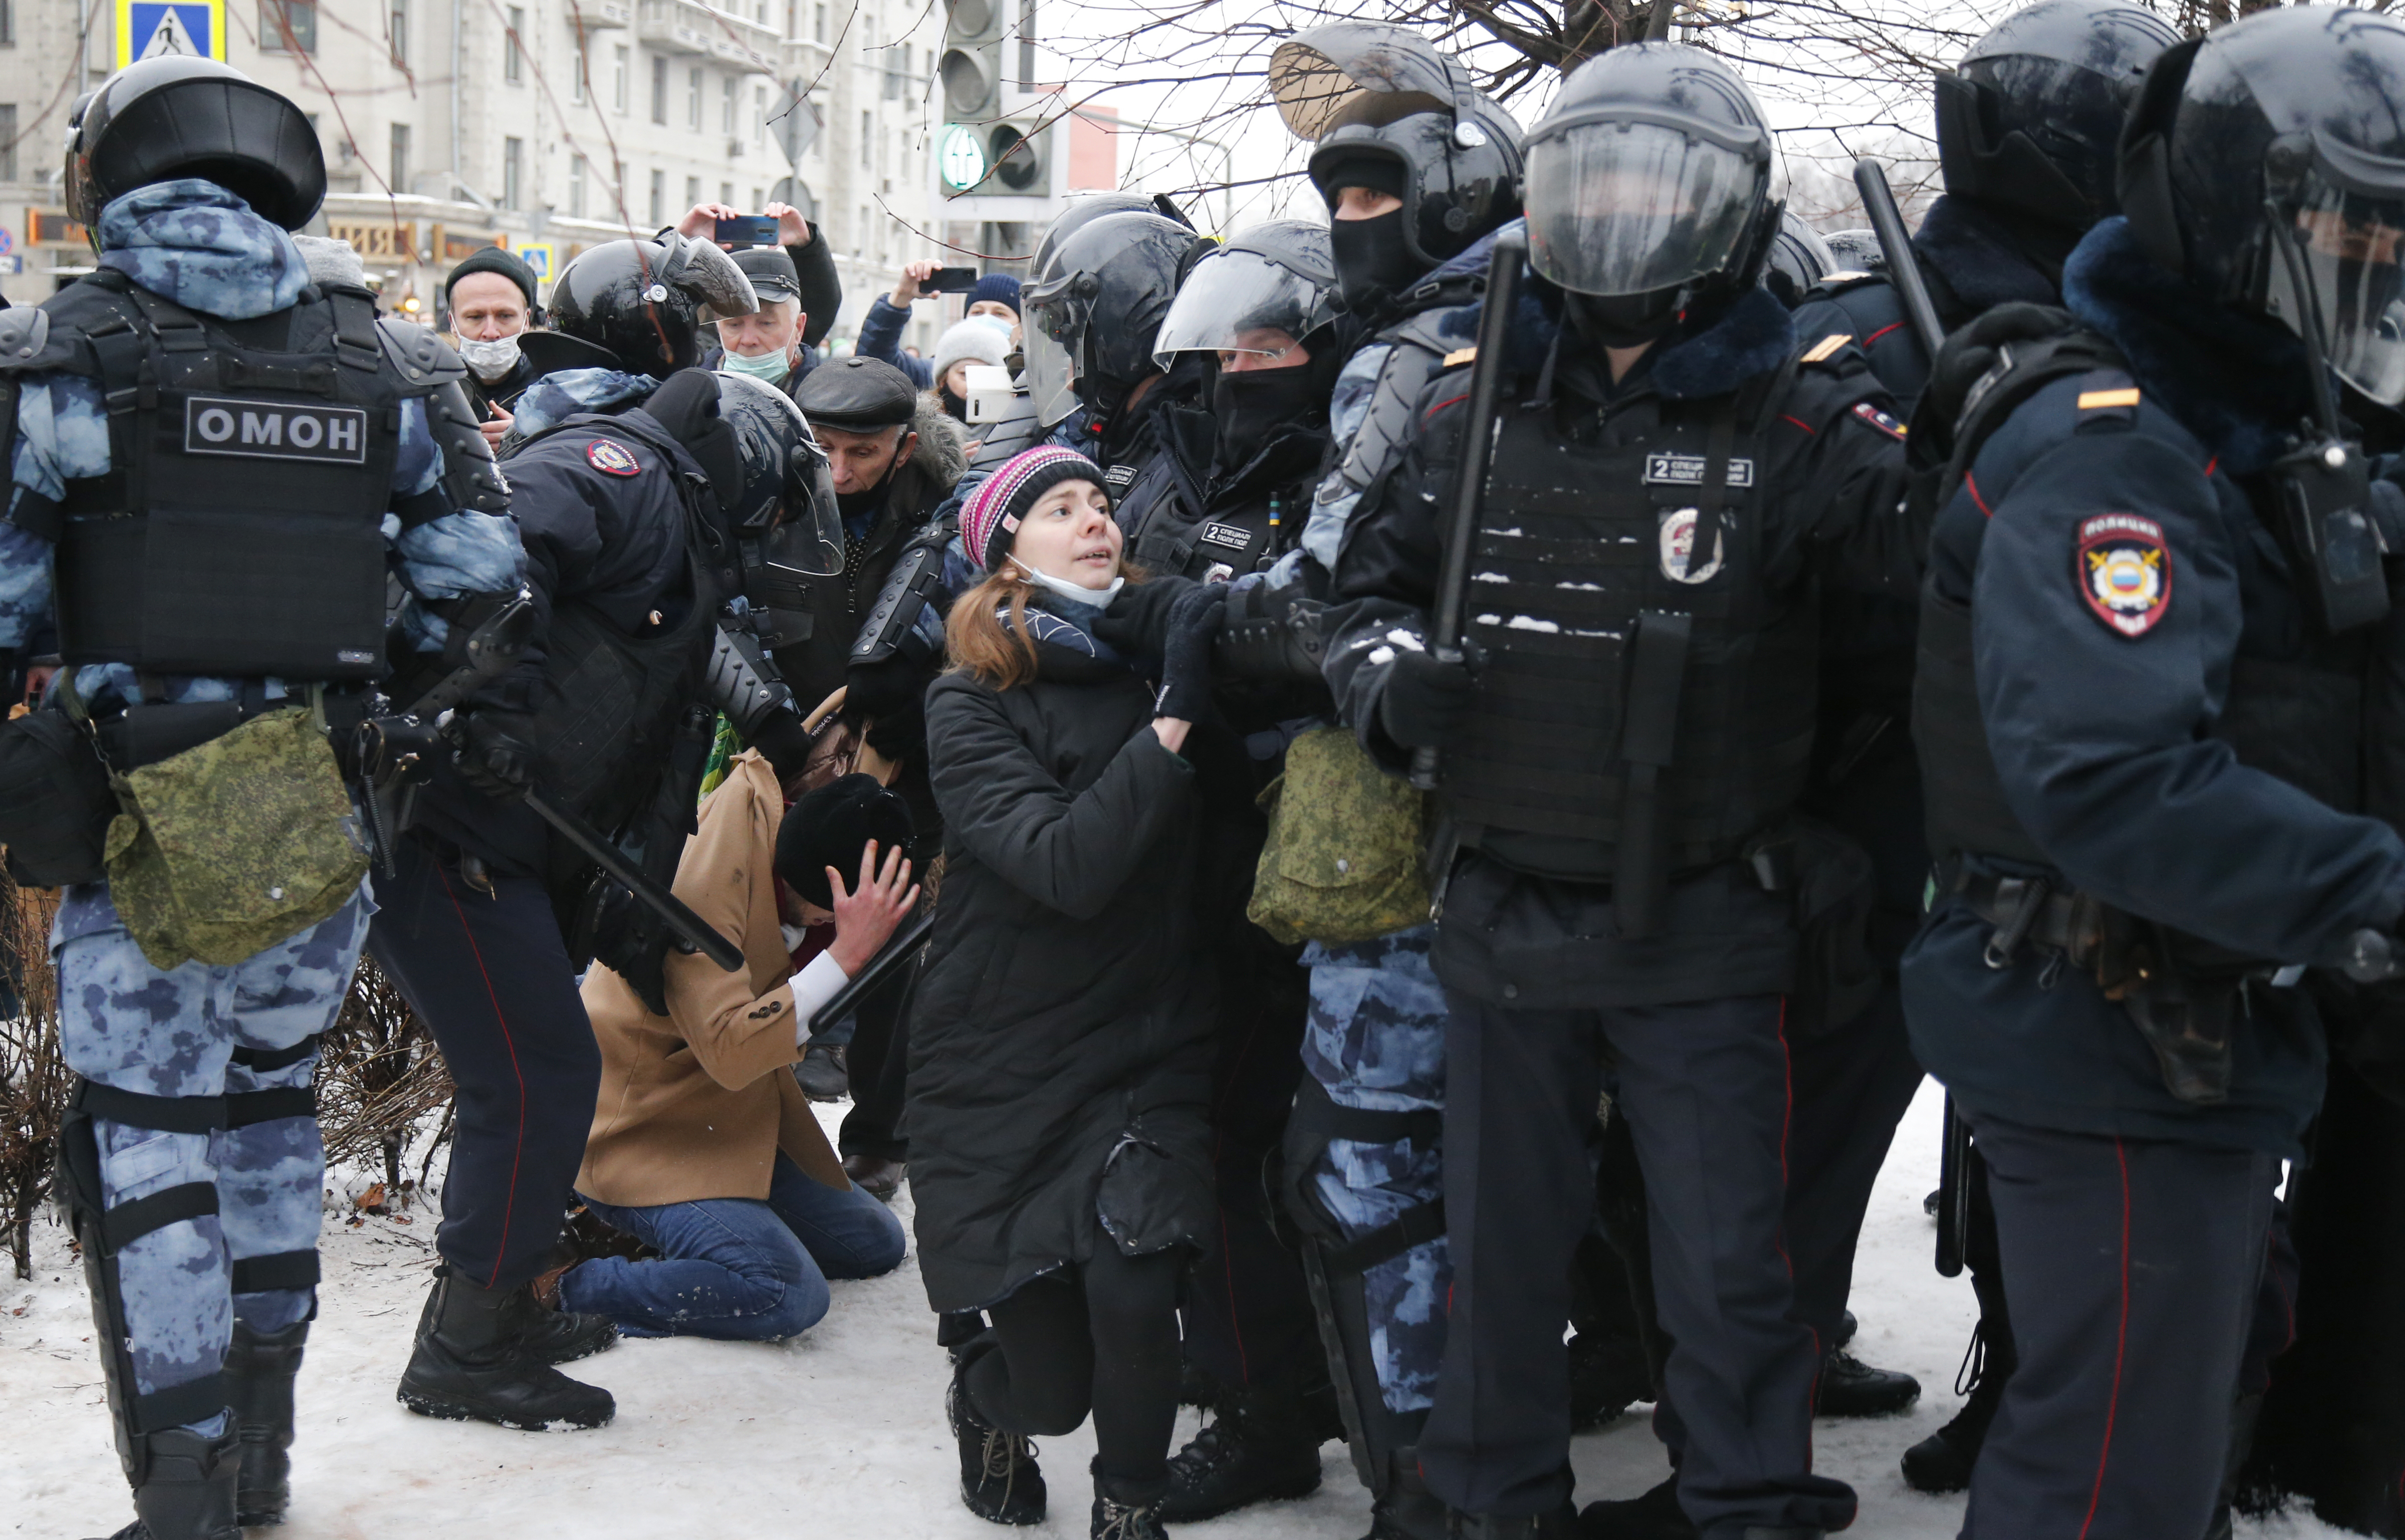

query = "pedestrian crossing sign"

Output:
[[117, 0, 225, 69]]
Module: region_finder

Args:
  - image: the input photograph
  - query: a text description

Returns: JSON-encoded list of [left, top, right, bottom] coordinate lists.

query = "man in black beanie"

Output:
[[444, 245, 544, 448]]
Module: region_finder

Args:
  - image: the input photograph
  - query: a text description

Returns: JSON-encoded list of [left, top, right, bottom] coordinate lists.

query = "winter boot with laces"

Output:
[[1158, 1375, 1333, 1520], [222, 1318, 306, 1526], [397, 1264, 614, 1430], [949, 1353, 1047, 1524], [1090, 1462, 1172, 1540], [1900, 1319, 2013, 1494]]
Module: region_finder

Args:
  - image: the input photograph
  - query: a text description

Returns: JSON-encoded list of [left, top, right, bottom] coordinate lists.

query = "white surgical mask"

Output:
[[456, 334, 522, 383], [1012, 557, 1124, 607], [720, 348, 791, 383]]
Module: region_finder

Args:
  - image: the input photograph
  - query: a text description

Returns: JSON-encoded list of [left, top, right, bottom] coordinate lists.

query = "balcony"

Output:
[[566, 0, 631, 30], [783, 36, 831, 81], [636, 0, 780, 74]]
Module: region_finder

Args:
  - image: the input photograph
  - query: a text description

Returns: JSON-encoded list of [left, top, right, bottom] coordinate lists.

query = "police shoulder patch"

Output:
[[586, 438, 642, 476], [2076, 513, 2172, 638], [1851, 400, 1906, 439]]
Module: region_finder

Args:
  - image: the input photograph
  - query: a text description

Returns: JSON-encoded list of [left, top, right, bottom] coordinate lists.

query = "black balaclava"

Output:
[[1212, 364, 1325, 469], [1562, 288, 1686, 350], [1321, 157, 1423, 316]]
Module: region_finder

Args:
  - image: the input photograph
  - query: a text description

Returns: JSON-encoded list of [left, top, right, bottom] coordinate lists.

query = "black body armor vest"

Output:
[[1444, 367, 1819, 884], [26, 272, 429, 680]]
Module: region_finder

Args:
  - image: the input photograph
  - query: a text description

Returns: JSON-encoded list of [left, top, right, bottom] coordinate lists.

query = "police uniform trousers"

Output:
[[1300, 926, 1451, 1413], [836, 967, 910, 1163], [56, 883, 368, 1431], [367, 833, 603, 1292], [1964, 1112, 2278, 1540], [1426, 989, 1856, 1533], [1781, 979, 1924, 1343]]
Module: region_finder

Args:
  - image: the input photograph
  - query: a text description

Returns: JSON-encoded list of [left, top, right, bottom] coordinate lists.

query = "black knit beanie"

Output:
[[775, 773, 915, 909], [444, 245, 539, 312]]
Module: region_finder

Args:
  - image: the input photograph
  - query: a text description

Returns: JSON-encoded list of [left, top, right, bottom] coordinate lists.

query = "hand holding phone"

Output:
[[713, 214, 782, 249], [922, 266, 981, 294]]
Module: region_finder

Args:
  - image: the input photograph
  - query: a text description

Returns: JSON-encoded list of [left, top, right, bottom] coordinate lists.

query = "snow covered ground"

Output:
[[3, 1081, 2354, 1538]]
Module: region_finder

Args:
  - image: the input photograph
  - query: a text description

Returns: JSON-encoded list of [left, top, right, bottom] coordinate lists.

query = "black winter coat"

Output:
[[908, 603, 1216, 1313]]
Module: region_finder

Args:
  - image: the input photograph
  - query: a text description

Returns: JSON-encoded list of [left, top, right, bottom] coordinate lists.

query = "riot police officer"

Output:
[[1781, 0, 2185, 1495], [371, 236, 845, 1433], [1904, 8, 2405, 1532], [0, 57, 522, 1538], [1327, 43, 1918, 1537]]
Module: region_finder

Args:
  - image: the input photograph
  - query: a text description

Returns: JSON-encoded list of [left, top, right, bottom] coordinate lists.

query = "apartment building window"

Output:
[[860, 110, 872, 170], [1017, 0, 1036, 87], [613, 45, 629, 112], [751, 186, 765, 209], [721, 75, 736, 136], [814, 2, 827, 42], [504, 6, 523, 82], [502, 137, 523, 211], [884, 45, 902, 100], [389, 123, 410, 195], [0, 0, 14, 48], [685, 175, 701, 208], [568, 155, 586, 218], [0, 107, 15, 180], [720, 181, 734, 205], [389, 0, 408, 67], [570, 39, 588, 104], [648, 169, 665, 225], [855, 204, 867, 258], [260, 0, 317, 53], [688, 67, 703, 132], [754, 85, 768, 146], [651, 55, 668, 124]]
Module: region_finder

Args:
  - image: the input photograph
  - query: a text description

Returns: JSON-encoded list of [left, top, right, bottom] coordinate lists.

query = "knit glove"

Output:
[[1154, 584, 1227, 722], [1378, 648, 1476, 751]]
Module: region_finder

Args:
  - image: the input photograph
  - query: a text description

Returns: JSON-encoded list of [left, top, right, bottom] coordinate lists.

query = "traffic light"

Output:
[[939, 0, 1051, 199]]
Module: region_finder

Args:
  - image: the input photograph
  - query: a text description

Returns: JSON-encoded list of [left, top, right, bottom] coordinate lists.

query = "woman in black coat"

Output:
[[911, 445, 1225, 1540]]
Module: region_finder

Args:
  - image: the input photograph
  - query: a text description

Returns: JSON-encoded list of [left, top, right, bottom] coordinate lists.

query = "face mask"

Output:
[[1329, 210, 1426, 316], [1563, 288, 1685, 349], [456, 334, 522, 383], [1011, 557, 1124, 607], [720, 347, 792, 383], [941, 387, 970, 423], [1213, 366, 1323, 467], [835, 453, 901, 521]]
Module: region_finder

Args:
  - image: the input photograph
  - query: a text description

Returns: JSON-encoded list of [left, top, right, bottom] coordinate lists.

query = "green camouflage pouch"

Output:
[[103, 705, 369, 970], [1246, 726, 1432, 947]]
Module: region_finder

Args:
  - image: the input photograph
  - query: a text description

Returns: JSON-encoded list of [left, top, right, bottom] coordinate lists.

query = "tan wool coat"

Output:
[[575, 751, 851, 1208]]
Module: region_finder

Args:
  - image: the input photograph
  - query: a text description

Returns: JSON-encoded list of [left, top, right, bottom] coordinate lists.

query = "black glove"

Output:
[[1378, 647, 1476, 750], [453, 708, 537, 801], [1154, 583, 1226, 722], [745, 705, 817, 785], [1092, 575, 1200, 662], [845, 654, 925, 721], [864, 699, 927, 763], [1911, 301, 2073, 462]]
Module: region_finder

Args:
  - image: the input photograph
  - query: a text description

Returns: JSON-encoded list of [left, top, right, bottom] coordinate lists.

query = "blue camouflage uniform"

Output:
[[4, 180, 521, 1435]]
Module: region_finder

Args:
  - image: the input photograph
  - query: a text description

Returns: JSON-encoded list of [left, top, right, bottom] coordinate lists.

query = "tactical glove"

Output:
[[1154, 583, 1226, 722], [1093, 575, 1201, 662], [1379, 647, 1476, 750], [454, 708, 538, 801], [1912, 302, 2073, 462], [845, 654, 926, 723], [746, 705, 818, 786]]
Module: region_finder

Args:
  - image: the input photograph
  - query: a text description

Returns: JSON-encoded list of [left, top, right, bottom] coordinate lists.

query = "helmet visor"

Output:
[[1023, 274, 1092, 425], [657, 232, 760, 317], [1152, 249, 1323, 366], [2273, 170, 2405, 406], [1523, 121, 1765, 297], [767, 436, 844, 576]]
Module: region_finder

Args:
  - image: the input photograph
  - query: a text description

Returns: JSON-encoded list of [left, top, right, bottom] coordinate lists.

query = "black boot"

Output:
[[948, 1353, 1047, 1525], [1577, 1476, 1694, 1540], [1567, 1325, 1653, 1430], [84, 1424, 245, 1540], [396, 1265, 615, 1430], [1900, 1321, 2012, 1494], [1158, 1376, 1330, 1520], [517, 1298, 619, 1365], [1091, 1463, 1172, 1540], [1448, 1502, 1579, 1537], [222, 1319, 305, 1526], [1367, 1448, 1450, 1540], [1814, 1348, 1920, 1416]]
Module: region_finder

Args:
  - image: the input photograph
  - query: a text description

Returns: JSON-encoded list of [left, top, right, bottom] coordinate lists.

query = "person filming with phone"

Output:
[[857, 259, 1020, 401]]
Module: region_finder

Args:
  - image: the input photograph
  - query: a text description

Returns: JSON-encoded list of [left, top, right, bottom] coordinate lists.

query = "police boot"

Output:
[[1576, 1476, 1694, 1540], [1090, 1461, 1171, 1540], [1814, 1347, 1920, 1416], [2201, 1391, 2262, 1540], [1446, 1502, 1579, 1537], [222, 1319, 305, 1526], [84, 1424, 245, 1540], [1367, 1449, 1449, 1540], [1899, 1320, 2013, 1494], [948, 1345, 1047, 1525], [397, 1265, 614, 1430], [1567, 1323, 1653, 1430], [1157, 1374, 1333, 1521]]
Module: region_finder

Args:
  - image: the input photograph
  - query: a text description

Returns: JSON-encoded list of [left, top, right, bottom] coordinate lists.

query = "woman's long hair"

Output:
[[946, 560, 1148, 691]]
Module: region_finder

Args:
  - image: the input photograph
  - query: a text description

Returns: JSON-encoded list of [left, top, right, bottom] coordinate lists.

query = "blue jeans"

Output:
[[562, 1154, 906, 1340]]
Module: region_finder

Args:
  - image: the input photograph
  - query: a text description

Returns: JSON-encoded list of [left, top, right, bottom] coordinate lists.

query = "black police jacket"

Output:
[[1326, 285, 1918, 1007], [1900, 216, 2405, 1157]]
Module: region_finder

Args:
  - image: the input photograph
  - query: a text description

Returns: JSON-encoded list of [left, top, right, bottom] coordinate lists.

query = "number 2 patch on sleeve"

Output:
[[2076, 513, 2171, 637]]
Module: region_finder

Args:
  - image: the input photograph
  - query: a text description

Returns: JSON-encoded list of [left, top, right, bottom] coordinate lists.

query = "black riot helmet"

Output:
[[1021, 211, 1209, 426], [1030, 191, 1179, 283], [1936, 0, 2180, 233], [66, 56, 325, 231], [1821, 228, 1886, 275], [1764, 211, 1835, 305], [715, 373, 844, 575], [1522, 43, 1784, 345], [2121, 6, 2405, 406], [1274, 24, 1524, 306], [548, 233, 759, 378], [1153, 220, 1342, 368]]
